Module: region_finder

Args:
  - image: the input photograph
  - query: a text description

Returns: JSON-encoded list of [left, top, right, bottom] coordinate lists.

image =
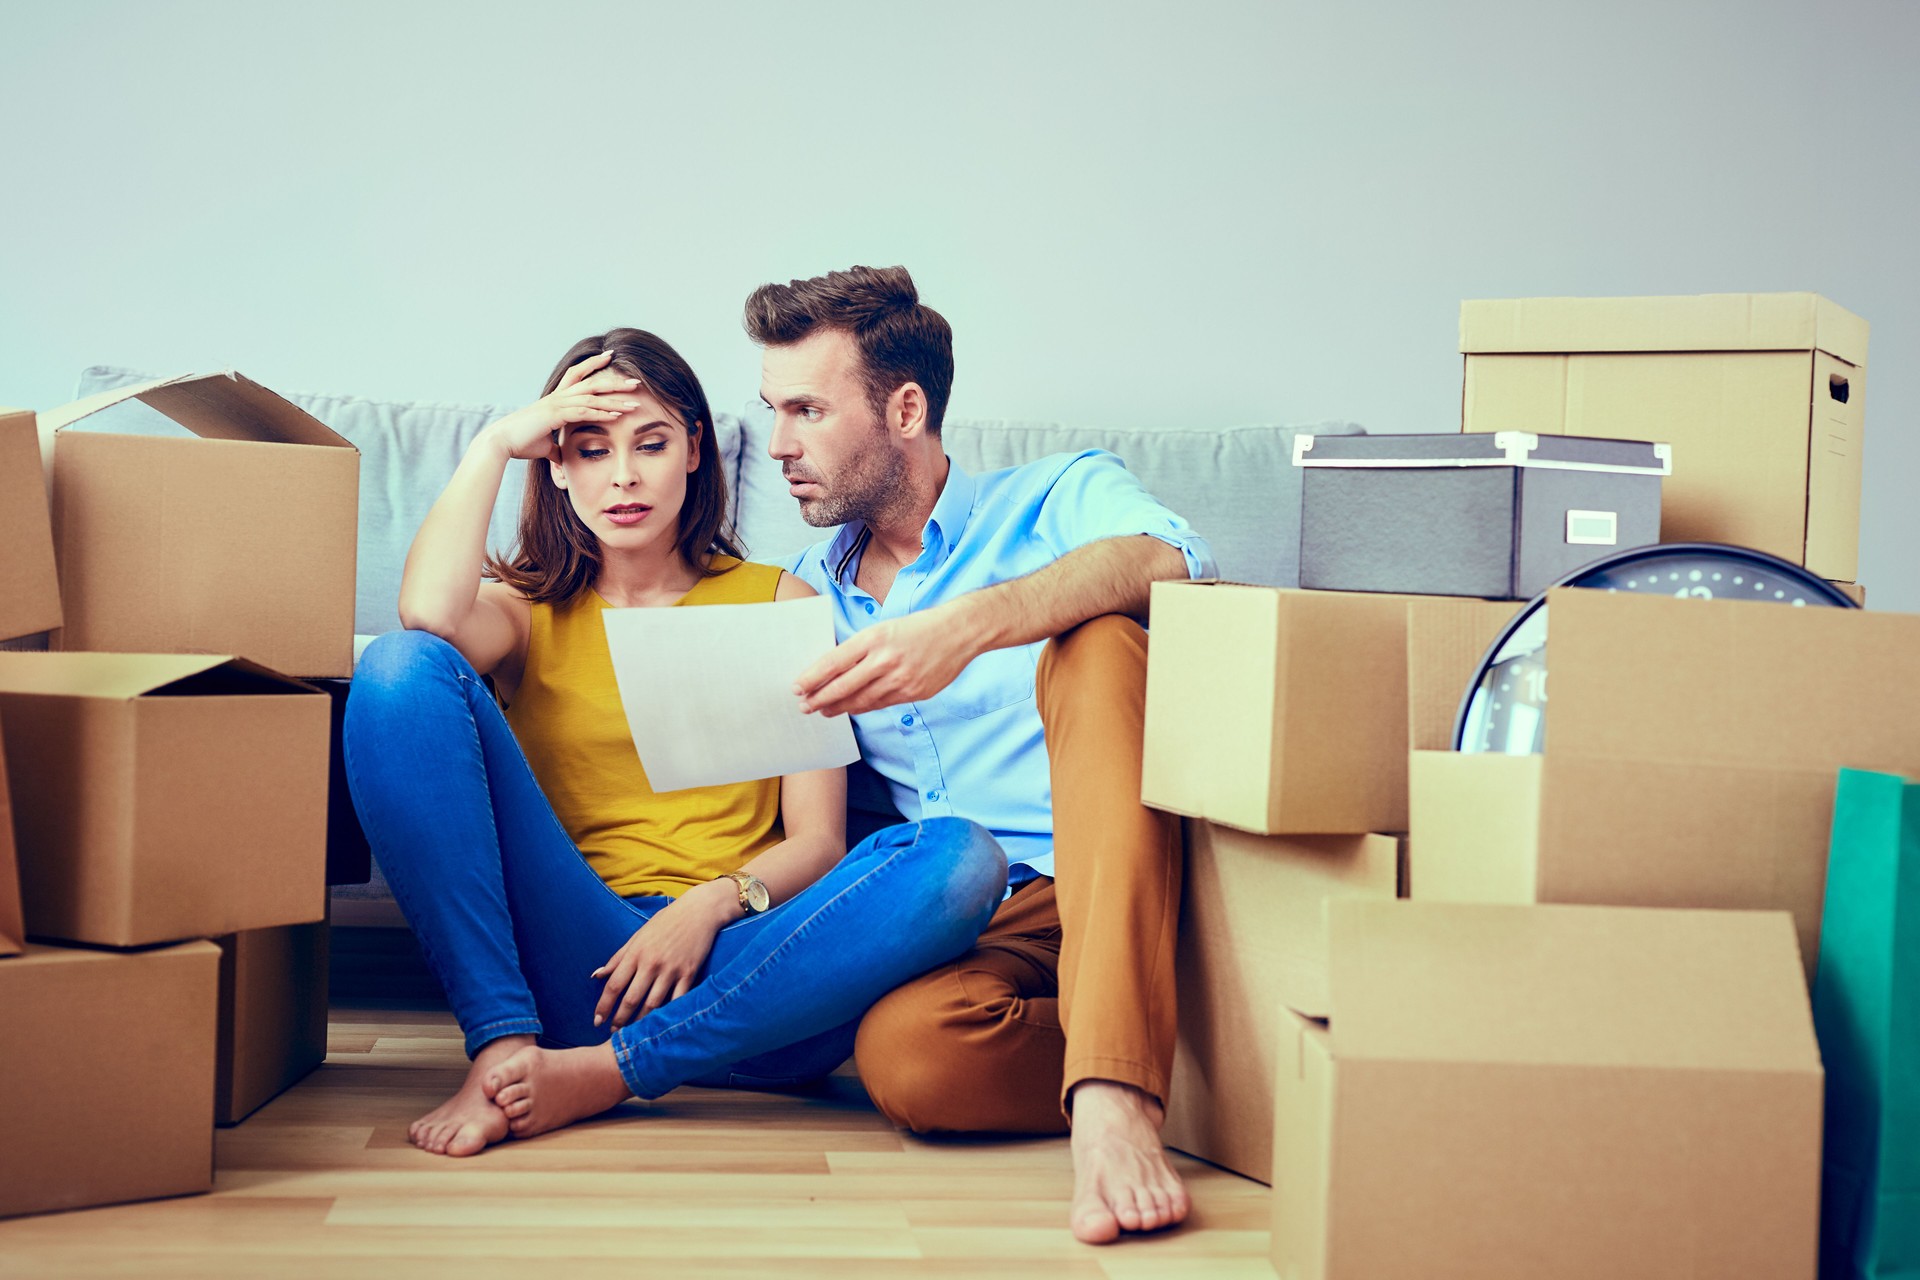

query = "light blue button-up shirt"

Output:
[[785, 449, 1216, 880]]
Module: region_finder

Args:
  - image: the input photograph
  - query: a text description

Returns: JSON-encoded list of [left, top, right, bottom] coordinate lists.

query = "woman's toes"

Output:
[[496, 1082, 529, 1108], [484, 1047, 536, 1100], [446, 1121, 491, 1158]]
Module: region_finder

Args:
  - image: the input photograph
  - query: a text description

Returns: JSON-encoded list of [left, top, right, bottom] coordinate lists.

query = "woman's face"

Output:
[[547, 387, 700, 556]]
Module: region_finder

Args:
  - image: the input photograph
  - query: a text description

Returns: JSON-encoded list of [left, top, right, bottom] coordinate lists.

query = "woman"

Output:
[[344, 329, 1006, 1157]]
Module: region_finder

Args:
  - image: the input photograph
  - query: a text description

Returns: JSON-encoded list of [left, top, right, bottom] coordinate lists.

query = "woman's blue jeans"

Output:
[[342, 629, 1007, 1100]]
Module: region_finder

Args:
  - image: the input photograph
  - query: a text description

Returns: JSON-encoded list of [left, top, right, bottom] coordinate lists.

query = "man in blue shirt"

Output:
[[748, 266, 1216, 1245]]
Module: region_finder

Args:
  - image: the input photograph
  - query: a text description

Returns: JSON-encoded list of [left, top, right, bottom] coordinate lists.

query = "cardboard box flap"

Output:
[[1327, 900, 1819, 1073], [39, 371, 352, 450], [0, 408, 63, 643], [0, 718, 23, 956], [0, 651, 314, 700], [1544, 588, 1920, 770], [1461, 293, 1869, 366]]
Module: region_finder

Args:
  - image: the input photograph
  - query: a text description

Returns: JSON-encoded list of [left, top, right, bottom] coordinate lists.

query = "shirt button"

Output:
[[863, 601, 875, 614], [900, 714, 914, 727], [926, 789, 942, 801]]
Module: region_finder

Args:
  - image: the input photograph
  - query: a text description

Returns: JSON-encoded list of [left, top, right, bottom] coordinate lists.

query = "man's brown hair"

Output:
[[743, 265, 955, 435], [485, 328, 744, 606]]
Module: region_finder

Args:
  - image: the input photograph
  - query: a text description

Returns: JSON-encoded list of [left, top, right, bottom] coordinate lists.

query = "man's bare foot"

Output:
[[1067, 1080, 1192, 1245], [408, 1034, 530, 1157], [482, 1042, 631, 1138]]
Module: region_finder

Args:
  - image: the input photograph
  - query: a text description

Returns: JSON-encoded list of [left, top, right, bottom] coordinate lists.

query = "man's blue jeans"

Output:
[[342, 629, 1007, 1100]]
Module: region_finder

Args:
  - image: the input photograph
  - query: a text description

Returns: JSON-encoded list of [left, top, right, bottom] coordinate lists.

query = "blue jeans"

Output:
[[343, 629, 1007, 1099]]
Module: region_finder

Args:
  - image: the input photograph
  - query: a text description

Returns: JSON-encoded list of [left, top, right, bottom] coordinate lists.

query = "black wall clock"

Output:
[[1455, 543, 1860, 755]]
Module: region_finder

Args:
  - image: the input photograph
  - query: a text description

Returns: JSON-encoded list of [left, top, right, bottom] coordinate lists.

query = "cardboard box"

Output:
[[1833, 580, 1867, 607], [1144, 582, 1523, 834], [0, 719, 22, 956], [41, 371, 358, 678], [1461, 292, 1867, 581], [1164, 821, 1401, 1182], [1294, 432, 1669, 599], [1405, 595, 1528, 753], [1, 940, 219, 1218], [1143, 582, 1420, 834], [216, 919, 330, 1125], [1271, 901, 1823, 1280], [1408, 588, 1920, 977], [0, 408, 61, 644], [0, 651, 331, 947]]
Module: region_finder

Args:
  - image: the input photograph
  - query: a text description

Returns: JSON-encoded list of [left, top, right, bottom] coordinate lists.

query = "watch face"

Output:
[[745, 878, 771, 913], [1456, 543, 1859, 755]]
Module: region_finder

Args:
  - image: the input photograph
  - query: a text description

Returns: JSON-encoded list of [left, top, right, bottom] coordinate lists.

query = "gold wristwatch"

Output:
[[722, 871, 771, 915]]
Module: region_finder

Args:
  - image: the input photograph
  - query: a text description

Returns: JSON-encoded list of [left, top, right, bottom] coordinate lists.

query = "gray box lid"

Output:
[[1294, 431, 1671, 475]]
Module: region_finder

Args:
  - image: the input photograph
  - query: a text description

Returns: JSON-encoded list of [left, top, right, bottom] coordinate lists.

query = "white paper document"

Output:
[[602, 594, 859, 793]]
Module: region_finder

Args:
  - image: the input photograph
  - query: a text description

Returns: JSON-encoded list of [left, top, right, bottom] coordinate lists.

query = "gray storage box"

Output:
[[1293, 432, 1671, 599]]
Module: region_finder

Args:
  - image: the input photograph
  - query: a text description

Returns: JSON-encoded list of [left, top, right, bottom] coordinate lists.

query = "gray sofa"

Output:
[[70, 366, 1363, 927]]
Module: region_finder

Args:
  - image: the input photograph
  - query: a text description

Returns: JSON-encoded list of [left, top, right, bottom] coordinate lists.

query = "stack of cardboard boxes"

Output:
[[0, 374, 357, 1219], [1144, 293, 1905, 1277]]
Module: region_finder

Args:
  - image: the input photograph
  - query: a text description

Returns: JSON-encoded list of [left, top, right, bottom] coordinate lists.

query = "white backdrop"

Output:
[[4, 1, 1915, 605]]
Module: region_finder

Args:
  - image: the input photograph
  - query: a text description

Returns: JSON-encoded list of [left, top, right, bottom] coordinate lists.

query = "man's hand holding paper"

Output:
[[602, 594, 859, 792]]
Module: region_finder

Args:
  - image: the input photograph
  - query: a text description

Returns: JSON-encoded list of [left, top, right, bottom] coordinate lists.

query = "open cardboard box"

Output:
[[1163, 821, 1402, 1183], [0, 408, 61, 644], [0, 651, 331, 947], [1272, 901, 1822, 1280], [1143, 581, 1521, 835], [1, 939, 220, 1219], [40, 371, 358, 678], [1409, 588, 1920, 979], [1462, 292, 1867, 580]]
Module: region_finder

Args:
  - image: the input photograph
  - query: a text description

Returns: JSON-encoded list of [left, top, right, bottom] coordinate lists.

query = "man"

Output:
[[747, 265, 1216, 1245]]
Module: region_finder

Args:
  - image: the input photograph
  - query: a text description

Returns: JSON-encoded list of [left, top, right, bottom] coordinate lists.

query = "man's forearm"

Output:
[[951, 535, 1191, 653]]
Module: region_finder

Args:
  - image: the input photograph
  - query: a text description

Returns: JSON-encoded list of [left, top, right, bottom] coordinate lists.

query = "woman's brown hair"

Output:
[[484, 328, 743, 605]]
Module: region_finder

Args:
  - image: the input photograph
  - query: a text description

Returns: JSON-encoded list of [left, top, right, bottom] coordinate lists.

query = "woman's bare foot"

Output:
[[482, 1041, 631, 1138], [1067, 1080, 1192, 1245], [409, 1034, 530, 1157]]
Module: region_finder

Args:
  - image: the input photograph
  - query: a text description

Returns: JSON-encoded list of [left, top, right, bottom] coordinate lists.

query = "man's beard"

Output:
[[789, 426, 911, 529]]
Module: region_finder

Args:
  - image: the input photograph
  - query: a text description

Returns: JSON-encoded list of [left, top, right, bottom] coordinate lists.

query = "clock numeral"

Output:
[[1674, 586, 1713, 600]]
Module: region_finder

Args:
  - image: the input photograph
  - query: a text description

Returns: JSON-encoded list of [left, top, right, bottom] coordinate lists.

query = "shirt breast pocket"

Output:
[[940, 643, 1040, 720]]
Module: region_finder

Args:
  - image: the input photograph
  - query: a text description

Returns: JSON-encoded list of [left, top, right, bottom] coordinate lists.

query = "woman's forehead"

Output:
[[568, 404, 686, 440]]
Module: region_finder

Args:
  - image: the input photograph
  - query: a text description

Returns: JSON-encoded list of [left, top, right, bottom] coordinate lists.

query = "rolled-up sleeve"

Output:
[[1030, 450, 1217, 580]]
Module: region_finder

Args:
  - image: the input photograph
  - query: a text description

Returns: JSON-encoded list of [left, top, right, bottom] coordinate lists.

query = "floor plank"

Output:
[[0, 1000, 1276, 1277]]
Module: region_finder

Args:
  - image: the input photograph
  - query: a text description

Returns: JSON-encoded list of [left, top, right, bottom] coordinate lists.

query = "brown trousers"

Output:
[[852, 615, 1182, 1134]]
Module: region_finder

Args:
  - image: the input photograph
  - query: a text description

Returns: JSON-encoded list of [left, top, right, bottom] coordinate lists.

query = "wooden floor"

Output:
[[0, 1001, 1277, 1278]]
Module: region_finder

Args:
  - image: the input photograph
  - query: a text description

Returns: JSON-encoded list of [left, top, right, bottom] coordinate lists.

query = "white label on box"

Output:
[[1566, 510, 1619, 546]]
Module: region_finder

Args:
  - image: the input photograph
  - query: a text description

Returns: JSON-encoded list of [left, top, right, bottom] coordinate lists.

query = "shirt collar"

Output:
[[925, 455, 976, 560], [826, 455, 976, 587]]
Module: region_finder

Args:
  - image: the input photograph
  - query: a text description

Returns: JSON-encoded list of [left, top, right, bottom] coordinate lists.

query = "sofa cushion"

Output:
[[74, 368, 745, 636], [733, 403, 1363, 587]]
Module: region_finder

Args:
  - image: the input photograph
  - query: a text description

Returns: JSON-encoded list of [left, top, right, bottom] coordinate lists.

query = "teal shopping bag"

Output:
[[1814, 768, 1920, 1280]]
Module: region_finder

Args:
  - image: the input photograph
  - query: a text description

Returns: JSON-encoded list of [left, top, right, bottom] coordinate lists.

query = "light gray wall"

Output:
[[3, 1, 1915, 605]]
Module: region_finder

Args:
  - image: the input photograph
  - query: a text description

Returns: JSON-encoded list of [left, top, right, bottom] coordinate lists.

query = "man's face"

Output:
[[760, 328, 906, 528]]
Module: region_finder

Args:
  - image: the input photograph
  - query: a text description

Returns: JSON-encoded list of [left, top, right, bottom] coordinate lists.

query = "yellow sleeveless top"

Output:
[[504, 556, 785, 898]]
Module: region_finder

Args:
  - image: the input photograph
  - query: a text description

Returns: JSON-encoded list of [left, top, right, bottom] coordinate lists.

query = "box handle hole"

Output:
[[1830, 374, 1850, 404]]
